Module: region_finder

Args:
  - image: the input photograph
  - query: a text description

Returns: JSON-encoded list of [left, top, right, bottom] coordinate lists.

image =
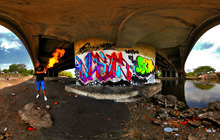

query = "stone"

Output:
[[208, 101, 220, 111], [155, 108, 169, 120], [18, 102, 52, 129], [0, 134, 4, 140], [188, 120, 201, 127], [151, 94, 186, 110], [202, 120, 213, 127], [188, 135, 200, 140], [181, 108, 199, 118], [153, 119, 162, 125], [198, 101, 220, 126]]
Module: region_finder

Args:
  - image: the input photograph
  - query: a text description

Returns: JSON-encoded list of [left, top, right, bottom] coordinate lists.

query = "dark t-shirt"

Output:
[[35, 66, 46, 81]]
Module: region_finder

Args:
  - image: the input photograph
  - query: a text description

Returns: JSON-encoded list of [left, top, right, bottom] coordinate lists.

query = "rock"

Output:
[[152, 94, 186, 110], [0, 134, 4, 140], [188, 135, 200, 140], [198, 101, 220, 126], [18, 102, 52, 129], [155, 108, 169, 120], [153, 119, 162, 125], [202, 120, 213, 127], [208, 101, 220, 111], [181, 108, 199, 118], [188, 120, 201, 127]]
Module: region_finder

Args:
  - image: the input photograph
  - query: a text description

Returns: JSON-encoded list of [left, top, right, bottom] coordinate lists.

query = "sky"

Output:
[[185, 25, 220, 73], [0, 25, 33, 70]]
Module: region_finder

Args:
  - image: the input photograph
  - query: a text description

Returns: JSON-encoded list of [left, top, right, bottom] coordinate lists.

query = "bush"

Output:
[[58, 71, 74, 78]]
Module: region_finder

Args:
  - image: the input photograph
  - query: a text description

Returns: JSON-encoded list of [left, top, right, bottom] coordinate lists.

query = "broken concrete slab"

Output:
[[18, 102, 52, 129]]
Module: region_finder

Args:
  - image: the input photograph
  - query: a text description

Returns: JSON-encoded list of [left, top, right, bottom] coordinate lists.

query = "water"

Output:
[[161, 79, 220, 109]]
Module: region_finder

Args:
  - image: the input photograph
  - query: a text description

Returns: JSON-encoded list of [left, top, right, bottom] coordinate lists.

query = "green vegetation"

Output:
[[193, 82, 215, 90], [186, 66, 216, 77], [0, 63, 33, 76], [58, 71, 74, 78]]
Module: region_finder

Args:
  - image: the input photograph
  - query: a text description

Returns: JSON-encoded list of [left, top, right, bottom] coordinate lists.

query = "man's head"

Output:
[[36, 61, 40, 67]]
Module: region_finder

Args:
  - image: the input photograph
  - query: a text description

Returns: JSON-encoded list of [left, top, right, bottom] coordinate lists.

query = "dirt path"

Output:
[[0, 76, 33, 89]]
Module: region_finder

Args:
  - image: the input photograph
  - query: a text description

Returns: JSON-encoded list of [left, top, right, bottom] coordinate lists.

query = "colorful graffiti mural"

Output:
[[76, 50, 155, 85]]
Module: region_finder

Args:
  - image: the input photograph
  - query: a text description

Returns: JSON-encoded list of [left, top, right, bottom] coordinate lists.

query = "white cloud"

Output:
[[0, 40, 22, 52], [0, 25, 11, 33], [0, 63, 11, 69], [185, 25, 220, 72]]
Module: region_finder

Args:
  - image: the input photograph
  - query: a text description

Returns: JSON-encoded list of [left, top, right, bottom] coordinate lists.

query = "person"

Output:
[[34, 61, 48, 101]]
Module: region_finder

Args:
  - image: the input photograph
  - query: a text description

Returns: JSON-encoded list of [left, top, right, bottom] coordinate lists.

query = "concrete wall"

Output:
[[74, 39, 156, 86]]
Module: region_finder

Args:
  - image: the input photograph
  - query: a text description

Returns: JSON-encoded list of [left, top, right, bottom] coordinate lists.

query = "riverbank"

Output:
[[0, 78, 220, 139]]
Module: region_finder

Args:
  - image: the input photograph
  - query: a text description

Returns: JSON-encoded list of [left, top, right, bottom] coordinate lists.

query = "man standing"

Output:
[[35, 61, 48, 101]]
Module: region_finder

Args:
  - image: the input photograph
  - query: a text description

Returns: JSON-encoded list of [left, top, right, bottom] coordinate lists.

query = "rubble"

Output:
[[151, 94, 186, 110], [18, 102, 53, 129]]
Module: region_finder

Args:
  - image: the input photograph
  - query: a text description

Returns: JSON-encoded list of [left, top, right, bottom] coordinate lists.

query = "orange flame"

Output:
[[47, 49, 65, 68]]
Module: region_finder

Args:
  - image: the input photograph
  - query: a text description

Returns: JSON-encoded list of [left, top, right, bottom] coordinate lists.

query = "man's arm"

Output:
[[35, 68, 47, 74]]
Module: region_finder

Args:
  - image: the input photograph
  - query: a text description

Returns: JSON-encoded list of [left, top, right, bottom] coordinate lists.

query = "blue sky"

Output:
[[0, 26, 33, 70], [185, 25, 220, 72]]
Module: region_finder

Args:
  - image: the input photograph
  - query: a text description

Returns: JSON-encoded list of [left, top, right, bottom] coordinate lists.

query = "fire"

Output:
[[47, 49, 65, 68]]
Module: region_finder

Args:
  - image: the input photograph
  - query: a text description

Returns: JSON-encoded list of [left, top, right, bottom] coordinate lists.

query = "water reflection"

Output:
[[193, 81, 215, 90], [161, 79, 220, 109]]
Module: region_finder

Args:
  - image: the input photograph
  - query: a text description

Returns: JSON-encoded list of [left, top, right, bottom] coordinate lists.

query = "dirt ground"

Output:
[[0, 76, 220, 140]]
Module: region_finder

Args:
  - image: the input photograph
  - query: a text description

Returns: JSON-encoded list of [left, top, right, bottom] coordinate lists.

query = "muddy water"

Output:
[[161, 79, 220, 108]]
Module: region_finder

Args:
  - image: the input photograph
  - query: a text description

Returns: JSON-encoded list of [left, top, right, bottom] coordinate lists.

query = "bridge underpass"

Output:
[[0, 0, 220, 78]]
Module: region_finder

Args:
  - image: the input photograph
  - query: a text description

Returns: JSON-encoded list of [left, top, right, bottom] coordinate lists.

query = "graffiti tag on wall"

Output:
[[76, 50, 155, 85]]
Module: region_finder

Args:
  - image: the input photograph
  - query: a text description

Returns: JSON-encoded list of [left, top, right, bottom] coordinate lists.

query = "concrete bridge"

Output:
[[0, 0, 220, 78]]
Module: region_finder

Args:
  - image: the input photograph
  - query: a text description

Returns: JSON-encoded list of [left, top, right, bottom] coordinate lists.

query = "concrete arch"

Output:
[[183, 14, 220, 69], [0, 13, 33, 65]]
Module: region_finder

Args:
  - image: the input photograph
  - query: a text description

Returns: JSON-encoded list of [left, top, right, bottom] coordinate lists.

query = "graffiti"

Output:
[[76, 51, 132, 84], [76, 50, 155, 85], [135, 56, 155, 76], [125, 49, 139, 54], [77, 42, 115, 54]]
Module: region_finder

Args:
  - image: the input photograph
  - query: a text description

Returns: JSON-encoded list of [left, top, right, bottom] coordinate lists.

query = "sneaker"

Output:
[[44, 96, 48, 101], [36, 94, 40, 99]]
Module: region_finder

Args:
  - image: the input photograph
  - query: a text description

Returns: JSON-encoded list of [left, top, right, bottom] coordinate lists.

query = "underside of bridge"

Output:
[[0, 0, 220, 76]]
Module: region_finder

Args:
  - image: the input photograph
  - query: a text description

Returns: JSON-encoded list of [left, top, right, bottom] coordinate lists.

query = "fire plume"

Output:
[[47, 49, 65, 68]]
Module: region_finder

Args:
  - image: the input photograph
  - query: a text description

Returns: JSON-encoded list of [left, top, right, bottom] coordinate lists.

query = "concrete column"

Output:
[[167, 70, 170, 77], [176, 72, 178, 78]]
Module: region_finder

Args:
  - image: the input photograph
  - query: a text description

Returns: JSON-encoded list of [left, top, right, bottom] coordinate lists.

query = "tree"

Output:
[[2, 69, 8, 73], [58, 71, 74, 78], [193, 66, 215, 76], [8, 64, 18, 73]]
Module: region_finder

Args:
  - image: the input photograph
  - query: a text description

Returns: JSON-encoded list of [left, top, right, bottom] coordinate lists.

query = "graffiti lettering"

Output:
[[76, 50, 155, 85], [135, 56, 155, 76], [76, 51, 132, 84]]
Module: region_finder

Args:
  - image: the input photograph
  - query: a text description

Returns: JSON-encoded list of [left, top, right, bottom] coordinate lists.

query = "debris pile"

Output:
[[18, 102, 53, 129], [122, 94, 220, 139]]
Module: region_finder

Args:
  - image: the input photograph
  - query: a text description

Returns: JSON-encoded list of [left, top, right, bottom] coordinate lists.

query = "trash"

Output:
[[173, 128, 178, 131], [164, 127, 173, 132], [75, 95, 78, 98], [174, 134, 179, 136], [4, 127, 7, 131], [143, 115, 147, 119], [37, 107, 40, 110], [163, 122, 168, 125], [11, 93, 15, 96], [46, 105, 50, 109], [206, 128, 211, 133], [54, 101, 58, 105], [107, 117, 111, 121], [69, 94, 72, 96], [212, 128, 216, 132], [8, 84, 12, 86], [27, 127, 35, 131]]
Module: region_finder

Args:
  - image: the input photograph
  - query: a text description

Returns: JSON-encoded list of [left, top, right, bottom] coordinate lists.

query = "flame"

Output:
[[47, 49, 65, 68]]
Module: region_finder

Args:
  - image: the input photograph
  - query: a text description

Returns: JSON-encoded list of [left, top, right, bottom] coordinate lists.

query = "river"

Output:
[[161, 79, 220, 109]]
